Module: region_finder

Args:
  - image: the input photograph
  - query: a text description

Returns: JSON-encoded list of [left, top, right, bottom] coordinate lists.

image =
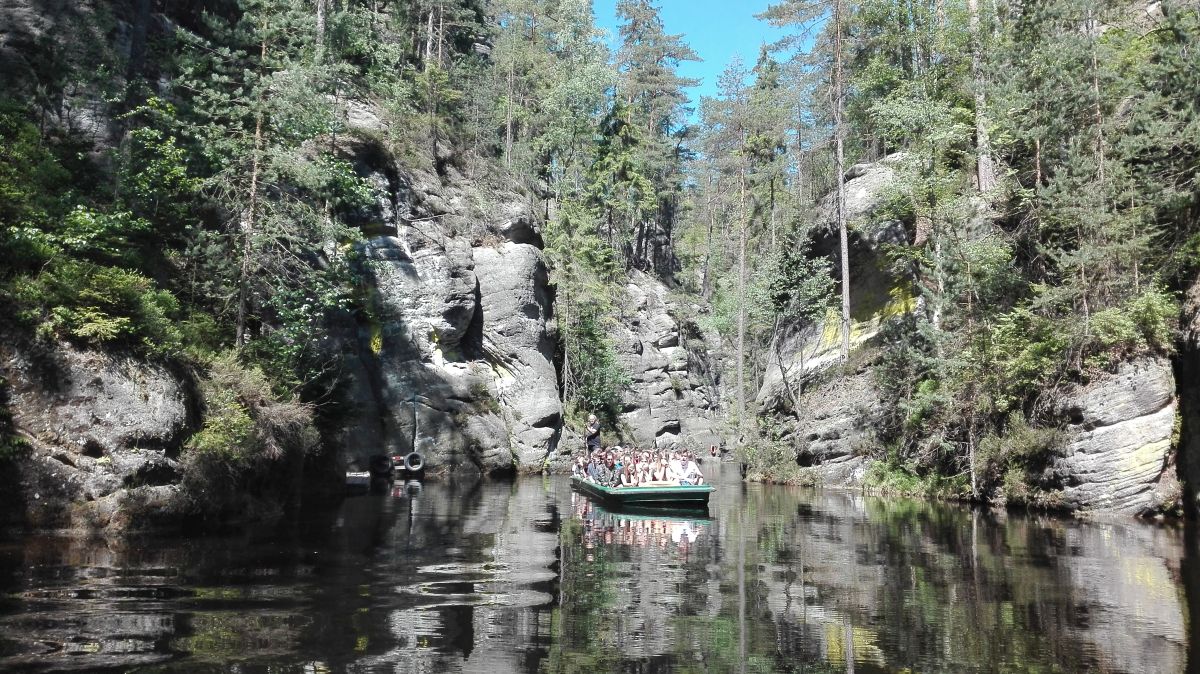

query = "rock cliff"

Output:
[[754, 155, 1183, 516], [0, 337, 195, 530], [755, 154, 909, 486], [613, 271, 722, 451], [329, 132, 565, 476], [1050, 357, 1178, 515]]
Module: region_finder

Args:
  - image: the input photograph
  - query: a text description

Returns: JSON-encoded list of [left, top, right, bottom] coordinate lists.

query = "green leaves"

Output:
[[14, 261, 183, 357]]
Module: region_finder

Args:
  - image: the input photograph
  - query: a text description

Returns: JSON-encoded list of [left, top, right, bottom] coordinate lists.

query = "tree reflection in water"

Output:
[[550, 464, 1189, 673], [0, 465, 1192, 673]]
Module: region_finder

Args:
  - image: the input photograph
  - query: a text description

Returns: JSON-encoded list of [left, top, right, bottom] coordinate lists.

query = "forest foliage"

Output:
[[0, 0, 1197, 500], [685, 0, 1199, 499]]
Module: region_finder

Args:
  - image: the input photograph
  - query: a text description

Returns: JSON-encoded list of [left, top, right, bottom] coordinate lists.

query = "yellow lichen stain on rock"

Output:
[[808, 283, 915, 361], [369, 322, 383, 355], [823, 623, 886, 667], [1127, 438, 1170, 473]]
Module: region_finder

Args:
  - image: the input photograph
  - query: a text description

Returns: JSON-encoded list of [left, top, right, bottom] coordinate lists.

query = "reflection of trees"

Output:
[[552, 463, 1188, 673], [0, 474, 1190, 672]]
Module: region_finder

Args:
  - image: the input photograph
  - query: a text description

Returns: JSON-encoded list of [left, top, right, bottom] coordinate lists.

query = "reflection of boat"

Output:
[[590, 501, 714, 523], [570, 476, 713, 511]]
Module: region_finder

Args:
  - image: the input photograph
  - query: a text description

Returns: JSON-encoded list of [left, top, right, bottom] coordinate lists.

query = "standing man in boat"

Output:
[[585, 414, 602, 454]]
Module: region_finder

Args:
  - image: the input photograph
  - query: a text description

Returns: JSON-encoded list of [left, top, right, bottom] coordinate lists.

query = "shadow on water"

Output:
[[0, 464, 1197, 672]]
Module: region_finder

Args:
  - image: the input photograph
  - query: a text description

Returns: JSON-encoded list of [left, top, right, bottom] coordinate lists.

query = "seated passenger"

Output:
[[638, 463, 653, 486], [589, 456, 611, 485], [680, 452, 704, 485], [604, 452, 620, 487], [650, 457, 671, 485], [620, 464, 638, 488], [667, 452, 686, 483]]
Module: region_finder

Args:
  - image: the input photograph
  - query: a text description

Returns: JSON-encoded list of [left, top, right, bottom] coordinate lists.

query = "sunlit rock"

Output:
[[1052, 357, 1178, 514]]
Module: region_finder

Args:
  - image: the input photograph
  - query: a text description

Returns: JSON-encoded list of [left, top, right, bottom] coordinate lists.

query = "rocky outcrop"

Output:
[[334, 132, 564, 476], [776, 362, 877, 486], [760, 155, 909, 410], [0, 339, 195, 530], [1175, 271, 1200, 518], [474, 243, 562, 468], [613, 271, 722, 451], [755, 155, 910, 485], [1051, 357, 1178, 515]]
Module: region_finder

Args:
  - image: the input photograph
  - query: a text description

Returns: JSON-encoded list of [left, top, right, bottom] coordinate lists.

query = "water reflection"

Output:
[[0, 465, 1194, 672]]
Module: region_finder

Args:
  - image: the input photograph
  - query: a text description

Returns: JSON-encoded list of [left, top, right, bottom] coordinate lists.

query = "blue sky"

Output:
[[592, 0, 787, 108]]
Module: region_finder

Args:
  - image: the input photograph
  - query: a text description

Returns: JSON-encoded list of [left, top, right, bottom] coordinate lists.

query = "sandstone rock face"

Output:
[[358, 232, 512, 476], [4, 343, 192, 455], [783, 366, 876, 486], [613, 272, 722, 451], [1175, 271, 1200, 518], [755, 155, 910, 486], [1, 340, 194, 530], [1051, 357, 1178, 515], [335, 141, 565, 476], [474, 243, 563, 469]]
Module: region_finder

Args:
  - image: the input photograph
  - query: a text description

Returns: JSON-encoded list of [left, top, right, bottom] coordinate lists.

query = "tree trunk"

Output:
[[736, 162, 749, 429], [315, 0, 328, 60], [702, 178, 715, 300], [1087, 6, 1106, 184], [769, 177, 777, 254], [236, 39, 269, 349], [437, 4, 444, 66], [505, 57, 515, 166], [424, 7, 435, 70], [833, 0, 851, 361], [969, 0, 997, 193]]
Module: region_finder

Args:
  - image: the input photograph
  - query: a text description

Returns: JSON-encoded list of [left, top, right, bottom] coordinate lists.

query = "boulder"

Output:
[[1051, 357, 1177, 515], [491, 199, 542, 246], [760, 155, 912, 416]]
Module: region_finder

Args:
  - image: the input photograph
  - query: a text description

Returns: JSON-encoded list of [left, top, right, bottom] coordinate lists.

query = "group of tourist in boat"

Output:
[[573, 445, 706, 488], [577, 414, 706, 488]]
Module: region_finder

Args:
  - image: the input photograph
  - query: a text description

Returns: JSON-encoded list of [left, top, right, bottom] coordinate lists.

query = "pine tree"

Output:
[[615, 0, 700, 274], [759, 0, 853, 360]]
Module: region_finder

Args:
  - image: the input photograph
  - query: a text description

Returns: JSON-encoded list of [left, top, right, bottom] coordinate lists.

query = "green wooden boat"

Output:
[[571, 476, 714, 510]]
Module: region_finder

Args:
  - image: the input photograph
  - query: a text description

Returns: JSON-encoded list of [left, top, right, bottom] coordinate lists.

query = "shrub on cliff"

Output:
[[182, 352, 319, 517], [12, 260, 184, 357], [187, 352, 318, 462]]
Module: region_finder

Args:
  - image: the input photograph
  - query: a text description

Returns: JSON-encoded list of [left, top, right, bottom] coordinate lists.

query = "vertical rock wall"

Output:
[[1051, 357, 1179, 515], [331, 133, 567, 475], [613, 271, 722, 451]]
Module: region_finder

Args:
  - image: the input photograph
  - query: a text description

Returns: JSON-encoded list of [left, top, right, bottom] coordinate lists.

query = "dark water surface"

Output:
[[1, 464, 1196, 673]]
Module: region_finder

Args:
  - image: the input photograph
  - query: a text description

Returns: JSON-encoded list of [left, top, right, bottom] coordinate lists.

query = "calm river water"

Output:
[[0, 463, 1195, 673]]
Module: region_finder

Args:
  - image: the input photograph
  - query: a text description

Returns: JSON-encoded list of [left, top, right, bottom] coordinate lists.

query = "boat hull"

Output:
[[570, 476, 713, 510]]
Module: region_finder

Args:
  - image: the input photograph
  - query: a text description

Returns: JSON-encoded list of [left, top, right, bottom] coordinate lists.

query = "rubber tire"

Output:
[[404, 452, 425, 472]]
